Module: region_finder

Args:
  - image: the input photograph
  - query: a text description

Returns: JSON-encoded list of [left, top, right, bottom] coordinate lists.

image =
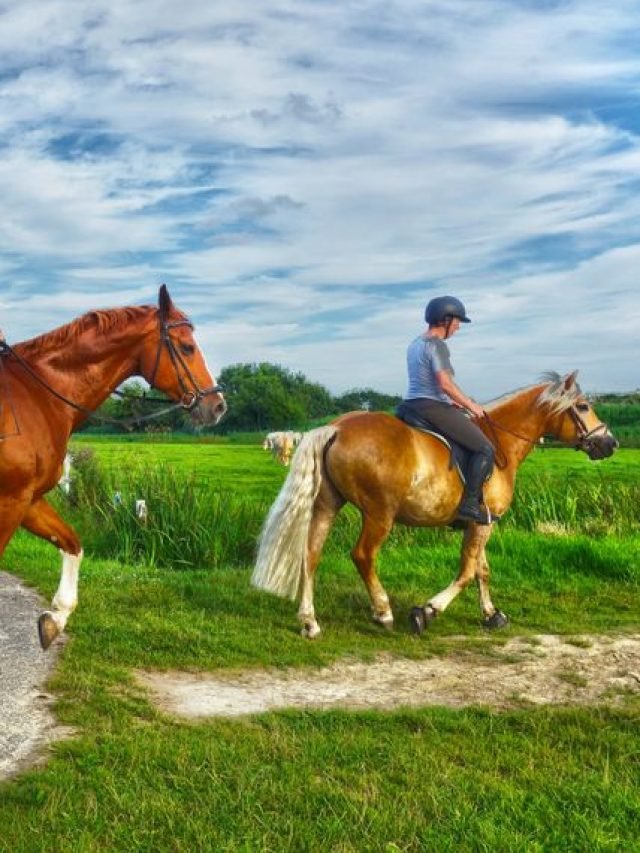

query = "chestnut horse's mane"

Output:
[[486, 372, 583, 415], [13, 304, 185, 360]]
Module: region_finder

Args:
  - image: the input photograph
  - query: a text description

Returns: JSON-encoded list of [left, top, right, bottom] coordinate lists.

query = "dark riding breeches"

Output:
[[404, 399, 494, 457]]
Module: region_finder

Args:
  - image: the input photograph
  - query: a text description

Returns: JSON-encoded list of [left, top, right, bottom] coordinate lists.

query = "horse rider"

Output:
[[403, 295, 495, 524]]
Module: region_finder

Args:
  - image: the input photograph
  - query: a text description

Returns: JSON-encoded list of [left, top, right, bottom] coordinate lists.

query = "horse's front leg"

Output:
[[21, 498, 82, 650], [475, 544, 509, 629], [410, 523, 494, 634]]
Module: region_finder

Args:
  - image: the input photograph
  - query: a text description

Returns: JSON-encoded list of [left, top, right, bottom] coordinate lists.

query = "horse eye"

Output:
[[576, 402, 589, 412], [180, 343, 195, 356]]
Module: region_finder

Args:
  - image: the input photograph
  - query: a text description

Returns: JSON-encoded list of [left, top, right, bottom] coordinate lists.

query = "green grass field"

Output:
[[0, 439, 638, 851]]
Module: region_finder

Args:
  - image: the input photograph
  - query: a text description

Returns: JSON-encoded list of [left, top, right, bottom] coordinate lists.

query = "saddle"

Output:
[[395, 402, 471, 484]]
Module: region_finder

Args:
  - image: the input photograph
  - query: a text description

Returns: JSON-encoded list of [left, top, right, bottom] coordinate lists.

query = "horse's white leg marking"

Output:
[[297, 568, 321, 638], [428, 582, 463, 614], [428, 525, 493, 615], [371, 593, 394, 628], [366, 580, 393, 626], [47, 549, 83, 631]]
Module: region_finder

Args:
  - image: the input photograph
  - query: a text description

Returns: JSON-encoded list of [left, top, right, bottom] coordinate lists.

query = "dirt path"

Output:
[[0, 572, 68, 783], [137, 633, 640, 718]]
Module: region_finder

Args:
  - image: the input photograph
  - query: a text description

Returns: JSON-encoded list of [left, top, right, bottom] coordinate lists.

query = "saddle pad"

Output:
[[395, 409, 468, 484]]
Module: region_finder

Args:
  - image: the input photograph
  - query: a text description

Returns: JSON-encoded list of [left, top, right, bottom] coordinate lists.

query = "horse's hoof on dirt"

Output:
[[483, 610, 509, 630], [409, 605, 436, 636], [38, 612, 60, 650]]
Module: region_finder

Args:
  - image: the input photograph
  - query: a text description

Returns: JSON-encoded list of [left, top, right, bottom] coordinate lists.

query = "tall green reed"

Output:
[[56, 449, 267, 570], [55, 451, 639, 570]]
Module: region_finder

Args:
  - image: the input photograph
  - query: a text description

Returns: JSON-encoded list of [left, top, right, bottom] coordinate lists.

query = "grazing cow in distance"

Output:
[[262, 431, 304, 466]]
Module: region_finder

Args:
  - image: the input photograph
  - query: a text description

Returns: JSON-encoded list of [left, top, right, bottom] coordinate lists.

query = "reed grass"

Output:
[[57, 449, 640, 571]]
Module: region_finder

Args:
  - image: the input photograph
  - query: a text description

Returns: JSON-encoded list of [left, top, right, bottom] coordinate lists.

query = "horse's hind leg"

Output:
[[351, 513, 394, 629], [0, 495, 32, 557], [298, 481, 344, 639], [21, 498, 82, 650]]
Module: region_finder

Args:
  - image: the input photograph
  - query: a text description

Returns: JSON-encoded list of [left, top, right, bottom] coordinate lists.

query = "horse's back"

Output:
[[326, 412, 461, 524]]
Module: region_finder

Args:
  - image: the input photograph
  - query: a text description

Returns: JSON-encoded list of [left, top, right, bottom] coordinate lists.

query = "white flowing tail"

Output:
[[252, 425, 337, 600]]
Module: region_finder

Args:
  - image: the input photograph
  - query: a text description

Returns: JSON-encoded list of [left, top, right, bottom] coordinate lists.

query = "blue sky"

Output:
[[1, 0, 639, 399]]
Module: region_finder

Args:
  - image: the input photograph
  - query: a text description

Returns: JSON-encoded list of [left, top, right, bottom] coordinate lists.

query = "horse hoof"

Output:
[[38, 612, 60, 650], [409, 605, 437, 636], [372, 613, 394, 631], [301, 622, 321, 640], [483, 610, 509, 630]]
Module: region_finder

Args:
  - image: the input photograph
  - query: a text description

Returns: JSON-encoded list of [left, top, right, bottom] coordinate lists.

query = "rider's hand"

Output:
[[467, 401, 485, 419]]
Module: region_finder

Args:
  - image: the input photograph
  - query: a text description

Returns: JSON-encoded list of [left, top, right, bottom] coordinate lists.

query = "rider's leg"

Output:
[[455, 443, 495, 524], [403, 400, 496, 524]]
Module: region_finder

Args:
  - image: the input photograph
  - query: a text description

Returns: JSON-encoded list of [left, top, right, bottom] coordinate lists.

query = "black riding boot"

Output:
[[456, 449, 495, 525]]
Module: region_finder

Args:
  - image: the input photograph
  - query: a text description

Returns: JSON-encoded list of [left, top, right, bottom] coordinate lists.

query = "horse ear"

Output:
[[563, 370, 579, 390], [158, 284, 173, 319]]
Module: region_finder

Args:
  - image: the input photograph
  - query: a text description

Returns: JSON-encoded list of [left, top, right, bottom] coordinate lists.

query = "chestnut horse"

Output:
[[252, 372, 617, 638], [0, 285, 226, 649]]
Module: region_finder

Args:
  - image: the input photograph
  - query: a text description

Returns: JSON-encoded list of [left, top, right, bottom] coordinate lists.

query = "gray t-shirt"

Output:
[[405, 335, 454, 403]]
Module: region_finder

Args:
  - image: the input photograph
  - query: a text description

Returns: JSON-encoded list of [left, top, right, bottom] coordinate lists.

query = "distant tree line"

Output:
[[80, 362, 402, 434], [80, 367, 640, 445]]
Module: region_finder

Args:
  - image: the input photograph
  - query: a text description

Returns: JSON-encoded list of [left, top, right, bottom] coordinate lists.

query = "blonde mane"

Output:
[[536, 371, 583, 413], [485, 372, 582, 415]]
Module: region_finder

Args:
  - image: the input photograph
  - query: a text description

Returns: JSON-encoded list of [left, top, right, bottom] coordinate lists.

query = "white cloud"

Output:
[[1, 0, 640, 396]]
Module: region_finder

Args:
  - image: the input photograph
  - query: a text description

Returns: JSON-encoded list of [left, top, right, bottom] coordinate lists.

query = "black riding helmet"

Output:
[[424, 295, 471, 325]]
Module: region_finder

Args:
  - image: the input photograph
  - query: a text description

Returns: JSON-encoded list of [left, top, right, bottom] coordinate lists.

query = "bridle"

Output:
[[565, 405, 611, 454], [148, 316, 223, 410], [481, 402, 610, 467], [0, 313, 223, 434]]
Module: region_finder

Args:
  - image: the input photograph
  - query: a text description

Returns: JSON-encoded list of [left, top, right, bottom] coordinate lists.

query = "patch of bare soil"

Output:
[[136, 634, 640, 719]]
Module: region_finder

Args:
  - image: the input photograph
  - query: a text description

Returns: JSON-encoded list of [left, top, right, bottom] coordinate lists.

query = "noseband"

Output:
[[148, 317, 223, 410], [566, 405, 610, 453]]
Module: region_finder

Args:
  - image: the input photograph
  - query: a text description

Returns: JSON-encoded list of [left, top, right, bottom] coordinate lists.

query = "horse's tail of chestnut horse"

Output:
[[252, 425, 338, 600]]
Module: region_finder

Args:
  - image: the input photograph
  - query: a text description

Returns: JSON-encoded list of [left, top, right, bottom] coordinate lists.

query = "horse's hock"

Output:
[[0, 572, 68, 781]]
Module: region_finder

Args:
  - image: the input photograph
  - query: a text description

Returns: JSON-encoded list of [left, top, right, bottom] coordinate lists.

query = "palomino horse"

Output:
[[0, 285, 226, 649], [252, 372, 617, 638]]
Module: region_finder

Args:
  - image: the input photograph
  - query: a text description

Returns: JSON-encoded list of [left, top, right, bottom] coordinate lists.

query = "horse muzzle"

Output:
[[177, 381, 226, 426], [189, 393, 227, 426], [583, 434, 618, 460]]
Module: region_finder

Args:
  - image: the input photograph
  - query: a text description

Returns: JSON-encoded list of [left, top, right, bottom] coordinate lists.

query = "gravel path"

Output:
[[0, 571, 65, 782]]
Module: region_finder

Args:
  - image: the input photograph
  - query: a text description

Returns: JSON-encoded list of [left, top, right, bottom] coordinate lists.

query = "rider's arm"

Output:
[[435, 370, 485, 418]]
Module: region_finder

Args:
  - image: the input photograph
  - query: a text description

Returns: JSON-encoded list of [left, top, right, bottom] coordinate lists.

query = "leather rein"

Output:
[[0, 315, 222, 435], [481, 406, 610, 469]]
